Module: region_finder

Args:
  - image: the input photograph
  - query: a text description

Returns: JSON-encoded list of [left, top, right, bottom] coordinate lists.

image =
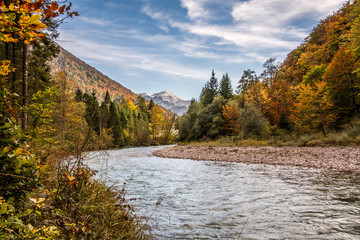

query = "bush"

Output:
[[240, 103, 267, 138]]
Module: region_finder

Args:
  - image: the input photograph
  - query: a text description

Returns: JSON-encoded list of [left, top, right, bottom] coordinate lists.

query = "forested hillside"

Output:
[[49, 45, 136, 102], [0, 1, 150, 238], [178, 1, 360, 145]]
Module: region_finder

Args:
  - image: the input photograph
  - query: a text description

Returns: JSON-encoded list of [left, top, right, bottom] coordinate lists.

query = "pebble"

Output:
[[153, 146, 360, 172]]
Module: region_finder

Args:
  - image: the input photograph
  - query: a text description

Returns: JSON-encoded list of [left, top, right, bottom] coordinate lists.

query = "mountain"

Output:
[[140, 91, 191, 115], [49, 46, 136, 102]]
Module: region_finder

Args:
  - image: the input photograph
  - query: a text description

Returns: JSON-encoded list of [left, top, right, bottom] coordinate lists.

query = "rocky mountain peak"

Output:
[[140, 91, 190, 115]]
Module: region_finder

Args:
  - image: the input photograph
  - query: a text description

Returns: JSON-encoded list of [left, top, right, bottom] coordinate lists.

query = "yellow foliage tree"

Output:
[[222, 103, 241, 135], [245, 81, 268, 116], [266, 80, 294, 125], [293, 81, 336, 135], [148, 104, 164, 141]]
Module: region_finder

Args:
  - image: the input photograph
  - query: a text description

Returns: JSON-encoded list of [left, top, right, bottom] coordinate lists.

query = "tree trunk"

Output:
[[11, 42, 16, 93], [5, 42, 9, 60], [4, 43, 9, 83], [22, 42, 28, 130]]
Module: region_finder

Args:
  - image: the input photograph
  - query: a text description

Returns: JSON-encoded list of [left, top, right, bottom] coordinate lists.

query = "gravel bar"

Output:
[[153, 145, 360, 172]]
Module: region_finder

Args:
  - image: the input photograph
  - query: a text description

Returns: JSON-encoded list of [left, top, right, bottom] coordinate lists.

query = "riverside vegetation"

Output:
[[0, 1, 176, 238], [1, 0, 360, 239], [176, 1, 360, 149]]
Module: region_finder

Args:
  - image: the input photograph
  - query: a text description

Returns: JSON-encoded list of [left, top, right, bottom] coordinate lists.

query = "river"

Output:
[[87, 146, 360, 239]]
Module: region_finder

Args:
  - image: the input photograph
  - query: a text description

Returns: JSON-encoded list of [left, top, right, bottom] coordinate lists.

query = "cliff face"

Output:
[[140, 91, 191, 115]]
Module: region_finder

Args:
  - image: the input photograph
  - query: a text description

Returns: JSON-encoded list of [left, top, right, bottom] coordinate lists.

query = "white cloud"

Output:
[[58, 30, 209, 81], [80, 16, 112, 26], [142, 4, 169, 20], [180, 0, 210, 21], [171, 21, 299, 49], [231, 0, 344, 25], [168, 0, 345, 61]]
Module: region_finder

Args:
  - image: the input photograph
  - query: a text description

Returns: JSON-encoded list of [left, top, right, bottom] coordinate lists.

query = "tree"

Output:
[[293, 81, 336, 135], [73, 87, 82, 98], [104, 90, 111, 105], [136, 95, 147, 114], [245, 81, 268, 116], [99, 91, 111, 137], [266, 80, 294, 126], [0, 0, 78, 130], [323, 47, 360, 126], [160, 112, 176, 144], [200, 70, 218, 106], [260, 58, 278, 87], [49, 71, 91, 151], [135, 118, 151, 145], [0, 0, 77, 130], [107, 101, 124, 147], [177, 99, 201, 141], [148, 104, 164, 142], [219, 73, 233, 100], [83, 92, 100, 134], [236, 69, 258, 95], [239, 103, 267, 138], [222, 102, 241, 135], [194, 96, 225, 139]]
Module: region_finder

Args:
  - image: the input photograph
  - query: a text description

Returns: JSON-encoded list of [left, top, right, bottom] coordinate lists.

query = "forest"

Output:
[[49, 46, 137, 103], [177, 1, 360, 146], [1, 0, 360, 238], [0, 0, 159, 238]]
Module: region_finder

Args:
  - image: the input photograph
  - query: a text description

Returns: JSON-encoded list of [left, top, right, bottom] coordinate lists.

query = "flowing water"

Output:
[[87, 146, 360, 239]]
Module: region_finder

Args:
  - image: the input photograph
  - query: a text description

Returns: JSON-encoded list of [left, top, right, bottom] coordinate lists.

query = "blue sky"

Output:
[[57, 0, 346, 100]]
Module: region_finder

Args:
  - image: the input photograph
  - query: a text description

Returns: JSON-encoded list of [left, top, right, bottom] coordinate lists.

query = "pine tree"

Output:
[[83, 92, 100, 134], [104, 90, 111, 105], [75, 88, 83, 102], [136, 95, 147, 113], [108, 101, 124, 147], [219, 73, 233, 100], [200, 70, 218, 106]]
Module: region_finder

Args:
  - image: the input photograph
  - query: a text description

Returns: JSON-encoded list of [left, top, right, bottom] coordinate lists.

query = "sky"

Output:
[[57, 0, 346, 100]]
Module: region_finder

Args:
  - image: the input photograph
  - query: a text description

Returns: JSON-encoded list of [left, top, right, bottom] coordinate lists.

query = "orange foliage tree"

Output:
[[222, 103, 241, 135], [265, 80, 294, 126], [323, 47, 360, 125]]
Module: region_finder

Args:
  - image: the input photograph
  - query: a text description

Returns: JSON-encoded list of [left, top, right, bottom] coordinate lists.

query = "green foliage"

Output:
[[0, 81, 39, 201], [323, 47, 360, 126], [236, 69, 258, 96], [239, 103, 267, 138], [260, 58, 278, 87], [179, 96, 225, 141], [219, 73, 233, 100], [277, 110, 292, 132], [177, 100, 201, 141], [200, 70, 218, 106], [303, 65, 326, 86]]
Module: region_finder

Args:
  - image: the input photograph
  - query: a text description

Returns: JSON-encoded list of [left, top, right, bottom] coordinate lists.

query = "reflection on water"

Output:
[[87, 146, 360, 239]]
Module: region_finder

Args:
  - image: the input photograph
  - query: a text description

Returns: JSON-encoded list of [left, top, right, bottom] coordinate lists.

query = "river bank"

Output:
[[153, 145, 360, 172]]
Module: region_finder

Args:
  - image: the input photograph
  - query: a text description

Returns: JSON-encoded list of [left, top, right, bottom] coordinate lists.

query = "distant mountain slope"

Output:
[[49, 46, 136, 102], [140, 91, 191, 115]]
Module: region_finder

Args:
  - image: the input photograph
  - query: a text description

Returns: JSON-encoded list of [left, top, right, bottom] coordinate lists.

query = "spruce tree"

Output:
[[200, 70, 218, 106], [219, 73, 233, 100], [104, 90, 111, 105], [75, 88, 83, 102]]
